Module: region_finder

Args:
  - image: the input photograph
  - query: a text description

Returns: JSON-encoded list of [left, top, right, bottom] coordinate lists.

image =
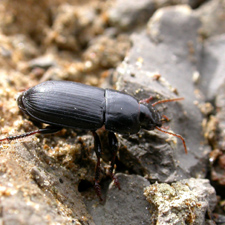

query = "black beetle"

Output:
[[0, 80, 187, 200]]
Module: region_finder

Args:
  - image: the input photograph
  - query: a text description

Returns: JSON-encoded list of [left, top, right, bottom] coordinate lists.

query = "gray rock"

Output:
[[107, 0, 207, 31], [198, 35, 225, 101], [107, 0, 156, 30], [86, 174, 151, 225], [155, 0, 206, 9], [196, 0, 225, 37], [28, 55, 57, 70]]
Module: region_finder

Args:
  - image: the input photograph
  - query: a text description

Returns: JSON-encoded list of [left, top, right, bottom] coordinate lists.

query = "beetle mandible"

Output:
[[0, 80, 187, 200]]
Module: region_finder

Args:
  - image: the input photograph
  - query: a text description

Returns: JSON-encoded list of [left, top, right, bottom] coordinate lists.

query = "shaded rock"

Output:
[[107, 0, 156, 30], [155, 0, 207, 8]]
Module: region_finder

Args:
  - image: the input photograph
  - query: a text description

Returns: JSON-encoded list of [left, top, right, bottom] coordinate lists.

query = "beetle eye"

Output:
[[139, 104, 163, 130], [139, 111, 146, 122], [139, 104, 154, 130]]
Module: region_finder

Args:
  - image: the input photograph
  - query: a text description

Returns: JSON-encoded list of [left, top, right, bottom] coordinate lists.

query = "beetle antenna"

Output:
[[139, 96, 154, 104], [155, 126, 187, 154], [152, 97, 184, 107]]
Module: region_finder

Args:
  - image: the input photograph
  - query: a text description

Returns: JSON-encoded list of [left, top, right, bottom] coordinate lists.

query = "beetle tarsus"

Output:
[[111, 173, 121, 190], [94, 181, 103, 201], [108, 132, 121, 189]]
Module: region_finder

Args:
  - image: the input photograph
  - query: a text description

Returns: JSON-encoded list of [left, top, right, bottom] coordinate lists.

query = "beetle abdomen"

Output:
[[105, 89, 140, 134], [19, 81, 105, 130]]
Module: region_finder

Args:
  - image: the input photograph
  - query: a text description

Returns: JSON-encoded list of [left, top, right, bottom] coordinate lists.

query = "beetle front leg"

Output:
[[0, 125, 62, 142], [92, 131, 103, 201], [108, 132, 121, 190]]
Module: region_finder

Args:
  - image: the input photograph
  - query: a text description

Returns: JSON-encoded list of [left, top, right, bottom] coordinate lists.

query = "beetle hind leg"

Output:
[[108, 132, 121, 190], [0, 125, 62, 142], [92, 131, 103, 201]]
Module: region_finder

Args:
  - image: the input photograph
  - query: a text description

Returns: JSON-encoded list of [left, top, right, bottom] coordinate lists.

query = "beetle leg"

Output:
[[0, 125, 62, 142], [92, 131, 103, 201], [108, 132, 121, 190]]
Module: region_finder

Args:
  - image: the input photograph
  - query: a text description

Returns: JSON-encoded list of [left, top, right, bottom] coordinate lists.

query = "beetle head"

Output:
[[139, 97, 188, 154], [139, 104, 162, 130]]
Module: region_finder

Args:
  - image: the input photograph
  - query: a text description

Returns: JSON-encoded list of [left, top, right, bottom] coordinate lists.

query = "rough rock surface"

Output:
[[144, 178, 217, 224]]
